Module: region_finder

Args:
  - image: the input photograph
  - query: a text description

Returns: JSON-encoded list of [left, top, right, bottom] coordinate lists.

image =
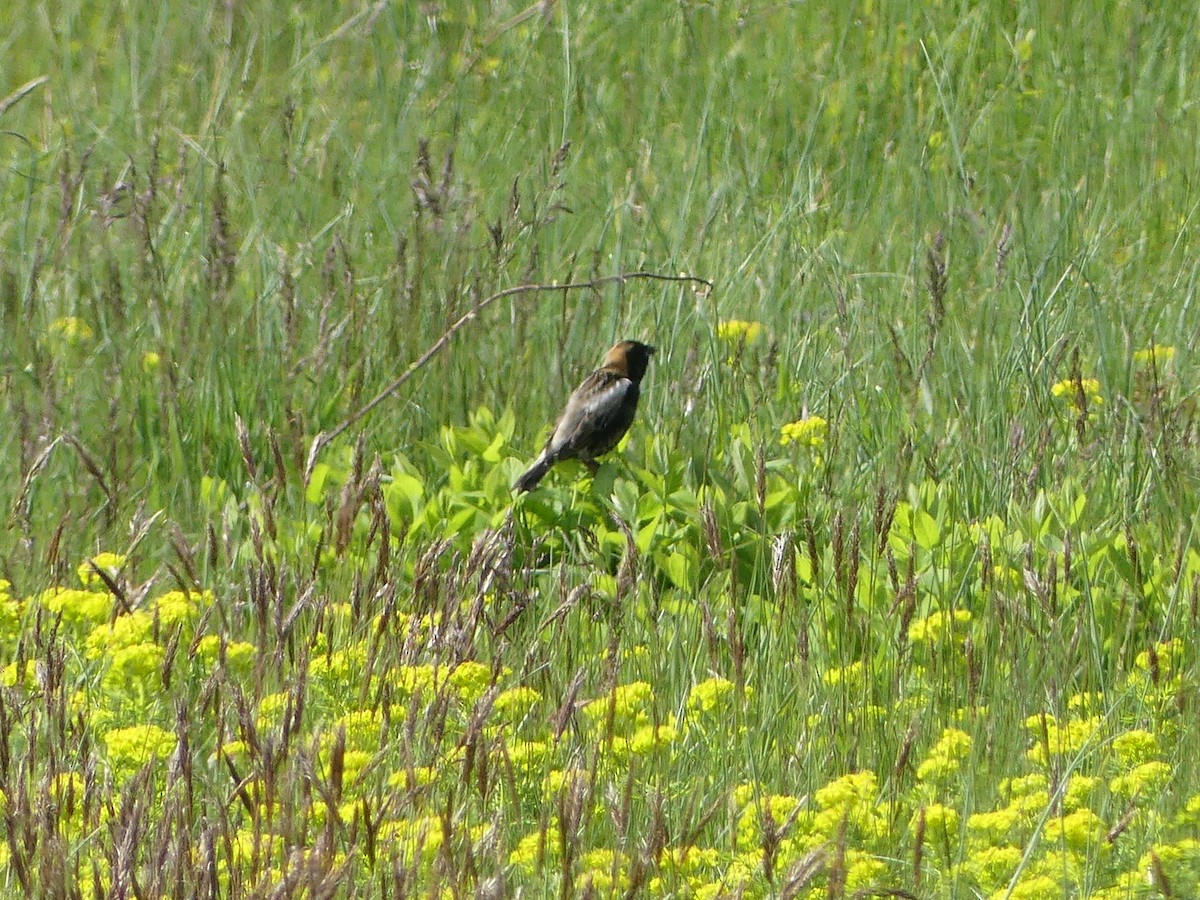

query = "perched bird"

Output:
[[514, 340, 656, 492]]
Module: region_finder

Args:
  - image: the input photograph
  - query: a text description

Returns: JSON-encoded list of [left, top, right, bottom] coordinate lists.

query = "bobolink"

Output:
[[514, 340, 656, 493]]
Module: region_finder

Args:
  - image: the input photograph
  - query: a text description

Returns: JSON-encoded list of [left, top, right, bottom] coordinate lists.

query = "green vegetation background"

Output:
[[2, 1, 1200, 897]]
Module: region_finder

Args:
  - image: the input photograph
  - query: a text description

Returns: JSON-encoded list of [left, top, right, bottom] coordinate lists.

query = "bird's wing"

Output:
[[547, 370, 634, 456]]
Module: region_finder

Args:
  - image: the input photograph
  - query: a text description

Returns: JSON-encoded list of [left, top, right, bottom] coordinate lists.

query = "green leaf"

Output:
[[661, 550, 694, 590], [912, 509, 940, 550], [305, 465, 331, 504], [385, 472, 425, 520], [636, 513, 663, 555]]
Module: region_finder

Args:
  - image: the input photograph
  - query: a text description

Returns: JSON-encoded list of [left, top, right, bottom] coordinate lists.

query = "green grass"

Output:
[[3, 0, 1200, 896]]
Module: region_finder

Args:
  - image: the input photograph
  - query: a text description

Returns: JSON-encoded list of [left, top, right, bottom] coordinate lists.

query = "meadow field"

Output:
[[3, 1, 1200, 896]]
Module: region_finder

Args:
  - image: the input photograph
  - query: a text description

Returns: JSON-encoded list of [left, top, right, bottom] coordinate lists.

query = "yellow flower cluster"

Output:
[[780, 415, 828, 448], [582, 681, 654, 731], [195, 635, 256, 675], [104, 724, 177, 777], [47, 316, 94, 347], [735, 793, 801, 846], [1050, 376, 1103, 409], [821, 659, 863, 688], [1046, 808, 1105, 850], [1133, 344, 1175, 367], [916, 802, 960, 839], [1112, 729, 1159, 767], [77, 552, 126, 587], [916, 727, 972, 784], [1110, 760, 1172, 797], [686, 676, 737, 717], [493, 685, 542, 723], [36, 587, 113, 627], [1025, 713, 1103, 765], [448, 660, 494, 702], [153, 589, 210, 629], [908, 609, 972, 645], [0, 580, 21, 643], [1138, 839, 1200, 895], [509, 820, 559, 872], [716, 319, 763, 344]]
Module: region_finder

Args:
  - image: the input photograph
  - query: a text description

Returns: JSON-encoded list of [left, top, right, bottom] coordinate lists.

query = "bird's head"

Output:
[[603, 340, 656, 382]]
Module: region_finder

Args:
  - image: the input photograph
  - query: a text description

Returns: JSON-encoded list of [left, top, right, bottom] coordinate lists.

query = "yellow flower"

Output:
[[1135, 638, 1186, 674], [581, 681, 654, 733], [332, 710, 382, 752], [1050, 377, 1103, 409], [967, 807, 1024, 845], [448, 661, 492, 703], [659, 845, 720, 875], [49, 773, 86, 833], [379, 815, 443, 866], [77, 552, 126, 587], [845, 850, 888, 892], [1109, 760, 1172, 797], [780, 415, 828, 448], [503, 739, 550, 772], [103, 642, 164, 693], [1066, 691, 1104, 715], [1062, 774, 1100, 811], [257, 692, 290, 730], [48, 316, 94, 347], [731, 782, 760, 809], [991, 874, 1063, 900], [494, 685, 541, 721], [686, 677, 737, 717], [542, 768, 587, 795], [344, 751, 372, 787], [916, 728, 972, 783], [1176, 793, 1200, 828], [737, 794, 802, 845], [391, 664, 437, 698], [85, 612, 154, 659], [36, 587, 113, 627], [1, 662, 36, 690], [194, 635, 256, 675], [908, 609, 971, 645], [815, 771, 877, 811], [1031, 848, 1085, 884], [1001, 773, 1048, 798], [717, 319, 763, 344], [104, 724, 176, 775], [918, 802, 960, 838], [580, 849, 628, 890], [621, 723, 678, 756], [958, 844, 1021, 891], [1047, 809, 1104, 850], [1024, 715, 1102, 765], [509, 822, 558, 871], [1112, 729, 1160, 768], [1133, 344, 1175, 367], [141, 351, 162, 372], [1138, 839, 1200, 895], [152, 589, 211, 629], [821, 660, 863, 688]]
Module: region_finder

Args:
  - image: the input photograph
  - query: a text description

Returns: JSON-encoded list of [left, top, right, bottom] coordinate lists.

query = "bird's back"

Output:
[[547, 370, 638, 460]]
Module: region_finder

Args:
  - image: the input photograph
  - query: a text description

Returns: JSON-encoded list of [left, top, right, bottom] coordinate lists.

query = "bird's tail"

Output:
[[514, 455, 553, 493]]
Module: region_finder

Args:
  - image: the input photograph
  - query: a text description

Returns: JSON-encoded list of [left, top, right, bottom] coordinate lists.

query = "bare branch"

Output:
[[303, 270, 712, 484]]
